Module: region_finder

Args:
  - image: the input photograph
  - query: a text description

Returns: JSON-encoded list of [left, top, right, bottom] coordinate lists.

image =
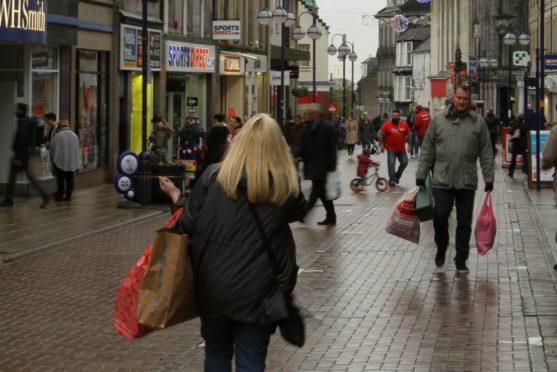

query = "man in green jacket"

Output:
[[416, 86, 494, 273]]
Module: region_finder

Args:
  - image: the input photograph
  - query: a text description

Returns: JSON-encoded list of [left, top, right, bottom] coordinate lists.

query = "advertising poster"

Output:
[[530, 130, 555, 183]]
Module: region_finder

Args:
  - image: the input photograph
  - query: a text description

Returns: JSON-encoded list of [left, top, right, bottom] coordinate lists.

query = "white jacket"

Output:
[[49, 128, 81, 172]]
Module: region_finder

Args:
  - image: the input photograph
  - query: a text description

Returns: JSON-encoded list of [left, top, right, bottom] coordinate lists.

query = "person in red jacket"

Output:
[[379, 110, 411, 187], [356, 148, 379, 185], [413, 105, 432, 156]]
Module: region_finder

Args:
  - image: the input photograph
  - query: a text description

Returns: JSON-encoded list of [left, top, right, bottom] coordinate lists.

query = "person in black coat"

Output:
[[1, 103, 49, 208], [299, 103, 338, 225], [159, 113, 306, 371], [484, 107, 500, 156], [203, 113, 230, 170], [508, 113, 529, 178]]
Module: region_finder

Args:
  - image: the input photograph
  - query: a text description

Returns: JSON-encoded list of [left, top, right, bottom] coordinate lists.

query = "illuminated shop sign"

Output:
[[166, 41, 216, 73], [0, 0, 47, 43]]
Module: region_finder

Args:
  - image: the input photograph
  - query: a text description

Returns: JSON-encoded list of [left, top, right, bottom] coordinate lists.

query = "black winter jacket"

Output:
[[176, 164, 306, 324], [13, 117, 38, 161], [299, 118, 337, 181]]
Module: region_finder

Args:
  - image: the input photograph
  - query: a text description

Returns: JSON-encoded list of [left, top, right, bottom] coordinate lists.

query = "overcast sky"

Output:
[[317, 0, 387, 82]]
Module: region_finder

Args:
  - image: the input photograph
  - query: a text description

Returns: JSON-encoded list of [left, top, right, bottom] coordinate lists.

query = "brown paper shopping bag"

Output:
[[137, 228, 198, 329]]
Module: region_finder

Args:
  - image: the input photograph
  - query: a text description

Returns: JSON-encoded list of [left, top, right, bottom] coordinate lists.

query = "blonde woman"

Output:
[[159, 113, 306, 371], [344, 114, 359, 158]]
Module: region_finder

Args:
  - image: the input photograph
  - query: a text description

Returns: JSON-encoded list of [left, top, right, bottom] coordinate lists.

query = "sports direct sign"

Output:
[[212, 20, 241, 40]]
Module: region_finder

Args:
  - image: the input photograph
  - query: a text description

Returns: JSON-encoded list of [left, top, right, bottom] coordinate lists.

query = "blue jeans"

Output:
[[201, 317, 273, 372], [432, 188, 476, 263], [386, 150, 408, 184], [411, 131, 420, 155]]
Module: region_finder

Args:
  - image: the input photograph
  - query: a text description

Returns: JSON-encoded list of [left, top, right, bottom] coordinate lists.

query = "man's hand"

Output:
[[416, 179, 426, 188], [159, 176, 181, 203], [484, 182, 494, 192]]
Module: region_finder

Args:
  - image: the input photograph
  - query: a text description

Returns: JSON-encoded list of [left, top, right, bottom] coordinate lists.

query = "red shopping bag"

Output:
[[385, 188, 420, 244], [475, 192, 496, 255], [112, 209, 183, 340]]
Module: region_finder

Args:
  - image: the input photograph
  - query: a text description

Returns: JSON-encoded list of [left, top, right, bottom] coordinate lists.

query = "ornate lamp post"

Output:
[[258, 2, 296, 127], [503, 23, 530, 122], [344, 41, 358, 111], [328, 34, 351, 119], [292, 6, 322, 103]]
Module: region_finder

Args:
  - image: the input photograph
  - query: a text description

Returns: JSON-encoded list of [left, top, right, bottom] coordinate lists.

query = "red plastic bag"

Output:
[[385, 188, 420, 244], [475, 192, 496, 255], [113, 209, 183, 340]]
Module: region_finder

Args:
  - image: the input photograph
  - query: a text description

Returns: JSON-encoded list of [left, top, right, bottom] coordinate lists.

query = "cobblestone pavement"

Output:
[[1, 148, 557, 371]]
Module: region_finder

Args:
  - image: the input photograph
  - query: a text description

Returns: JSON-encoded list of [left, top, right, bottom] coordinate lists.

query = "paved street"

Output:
[[1, 148, 557, 371]]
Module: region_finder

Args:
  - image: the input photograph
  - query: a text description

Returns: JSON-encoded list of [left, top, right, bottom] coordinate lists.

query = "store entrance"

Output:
[[166, 92, 184, 160]]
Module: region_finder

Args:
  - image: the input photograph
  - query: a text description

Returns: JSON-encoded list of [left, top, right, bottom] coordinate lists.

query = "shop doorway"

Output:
[[167, 92, 184, 160], [0, 82, 17, 183]]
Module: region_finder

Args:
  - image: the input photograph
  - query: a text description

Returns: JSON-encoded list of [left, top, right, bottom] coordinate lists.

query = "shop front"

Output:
[[165, 40, 215, 160], [0, 0, 59, 193]]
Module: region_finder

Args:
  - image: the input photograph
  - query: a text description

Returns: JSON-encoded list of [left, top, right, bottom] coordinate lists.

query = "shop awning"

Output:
[[222, 51, 263, 61], [271, 45, 310, 62]]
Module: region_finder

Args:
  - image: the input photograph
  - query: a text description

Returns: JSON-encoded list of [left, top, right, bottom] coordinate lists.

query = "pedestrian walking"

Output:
[[412, 105, 432, 158], [1, 103, 49, 208], [379, 110, 411, 187], [358, 112, 375, 152], [203, 113, 230, 170], [406, 107, 417, 158], [284, 114, 305, 156], [416, 85, 494, 273], [229, 116, 242, 140], [508, 113, 528, 178], [158, 113, 306, 371], [149, 115, 174, 151], [345, 115, 359, 159], [49, 119, 81, 202], [299, 103, 338, 226], [336, 117, 346, 150], [484, 107, 500, 156]]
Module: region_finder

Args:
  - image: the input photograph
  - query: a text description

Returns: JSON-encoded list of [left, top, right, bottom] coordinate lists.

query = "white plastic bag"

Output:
[[385, 188, 420, 244], [325, 170, 341, 200]]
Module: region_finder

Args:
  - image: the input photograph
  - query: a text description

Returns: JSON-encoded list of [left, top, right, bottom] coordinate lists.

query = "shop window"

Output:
[[77, 50, 109, 170], [31, 47, 58, 125]]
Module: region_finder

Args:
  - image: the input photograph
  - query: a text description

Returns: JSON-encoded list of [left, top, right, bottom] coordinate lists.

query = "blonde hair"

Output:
[[217, 113, 300, 205]]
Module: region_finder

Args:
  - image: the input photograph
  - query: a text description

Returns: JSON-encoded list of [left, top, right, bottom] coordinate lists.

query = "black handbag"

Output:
[[248, 203, 306, 347]]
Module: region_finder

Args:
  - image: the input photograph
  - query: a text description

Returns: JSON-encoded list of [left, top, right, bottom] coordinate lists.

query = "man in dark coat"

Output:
[[483, 107, 500, 156], [1, 103, 49, 208], [203, 113, 229, 169], [525, 103, 547, 131], [299, 103, 338, 225], [358, 112, 376, 152]]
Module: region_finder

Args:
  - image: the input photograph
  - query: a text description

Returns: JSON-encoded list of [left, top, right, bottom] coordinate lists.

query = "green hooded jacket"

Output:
[[416, 105, 494, 190]]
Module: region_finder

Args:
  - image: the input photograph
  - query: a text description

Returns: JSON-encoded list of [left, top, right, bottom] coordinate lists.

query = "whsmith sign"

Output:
[[0, 0, 47, 44]]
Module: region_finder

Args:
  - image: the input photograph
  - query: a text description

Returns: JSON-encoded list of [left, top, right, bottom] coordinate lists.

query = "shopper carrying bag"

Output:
[[158, 113, 307, 371]]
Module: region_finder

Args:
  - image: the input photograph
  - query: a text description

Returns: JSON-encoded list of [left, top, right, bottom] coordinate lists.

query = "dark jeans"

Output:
[[307, 179, 336, 222], [53, 164, 75, 199], [490, 133, 497, 156], [4, 158, 47, 202], [362, 141, 371, 152], [346, 144, 355, 156], [386, 150, 408, 183], [411, 131, 420, 155], [433, 188, 476, 263], [201, 317, 273, 372], [508, 146, 527, 176]]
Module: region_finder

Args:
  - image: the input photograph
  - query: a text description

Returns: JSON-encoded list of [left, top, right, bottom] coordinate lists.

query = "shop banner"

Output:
[[212, 20, 241, 40], [0, 0, 47, 44], [270, 70, 290, 86], [219, 54, 244, 75], [530, 130, 555, 182], [120, 24, 162, 71], [166, 41, 216, 73]]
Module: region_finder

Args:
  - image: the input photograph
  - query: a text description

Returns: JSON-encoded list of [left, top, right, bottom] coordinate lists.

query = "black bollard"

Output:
[[137, 150, 152, 206]]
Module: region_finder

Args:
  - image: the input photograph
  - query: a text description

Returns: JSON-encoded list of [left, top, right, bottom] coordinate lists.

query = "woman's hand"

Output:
[[158, 176, 181, 204]]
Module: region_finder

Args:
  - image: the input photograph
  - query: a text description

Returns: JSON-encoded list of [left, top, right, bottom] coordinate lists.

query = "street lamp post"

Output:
[[344, 41, 358, 111], [503, 23, 530, 123], [292, 6, 322, 103], [258, 2, 295, 128], [328, 34, 351, 119]]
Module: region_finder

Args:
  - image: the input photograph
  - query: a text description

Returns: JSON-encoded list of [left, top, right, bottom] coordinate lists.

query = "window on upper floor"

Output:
[[298, 44, 310, 68], [168, 0, 184, 34]]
